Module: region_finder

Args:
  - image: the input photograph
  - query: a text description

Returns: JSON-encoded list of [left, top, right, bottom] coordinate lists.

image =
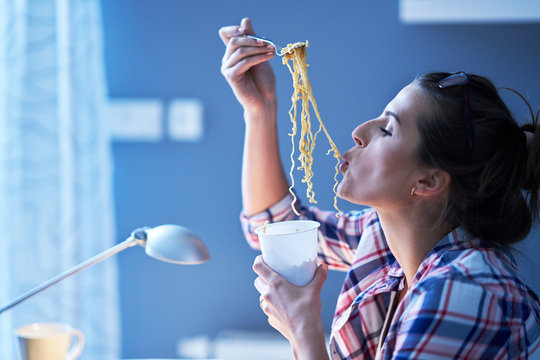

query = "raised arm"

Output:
[[219, 17, 289, 216]]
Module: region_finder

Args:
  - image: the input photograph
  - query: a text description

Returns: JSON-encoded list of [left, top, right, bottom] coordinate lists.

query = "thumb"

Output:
[[311, 263, 328, 287]]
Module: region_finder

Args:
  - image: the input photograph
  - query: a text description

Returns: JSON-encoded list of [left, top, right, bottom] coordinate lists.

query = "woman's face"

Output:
[[338, 83, 430, 209]]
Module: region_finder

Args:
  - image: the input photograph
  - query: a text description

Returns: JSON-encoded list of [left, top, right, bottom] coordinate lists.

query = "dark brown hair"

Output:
[[413, 72, 540, 247]]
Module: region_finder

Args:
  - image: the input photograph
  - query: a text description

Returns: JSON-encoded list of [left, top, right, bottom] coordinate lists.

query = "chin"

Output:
[[336, 191, 359, 206], [338, 188, 372, 207]]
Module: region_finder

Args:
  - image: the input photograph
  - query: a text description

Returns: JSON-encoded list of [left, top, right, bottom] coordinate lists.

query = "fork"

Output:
[[244, 34, 303, 56]]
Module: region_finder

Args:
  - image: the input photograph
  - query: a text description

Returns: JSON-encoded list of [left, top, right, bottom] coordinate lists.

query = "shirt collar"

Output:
[[355, 226, 517, 303], [382, 227, 475, 282], [382, 227, 516, 287], [410, 227, 517, 287]]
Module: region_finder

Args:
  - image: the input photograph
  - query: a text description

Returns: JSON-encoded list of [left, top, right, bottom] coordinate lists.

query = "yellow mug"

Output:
[[15, 322, 84, 360]]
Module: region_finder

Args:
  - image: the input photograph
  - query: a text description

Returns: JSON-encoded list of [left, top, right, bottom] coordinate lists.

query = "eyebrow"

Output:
[[385, 111, 401, 125]]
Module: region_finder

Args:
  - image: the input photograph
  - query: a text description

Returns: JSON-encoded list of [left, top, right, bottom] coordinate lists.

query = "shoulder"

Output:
[[418, 246, 530, 301], [412, 247, 533, 309], [403, 247, 539, 342]]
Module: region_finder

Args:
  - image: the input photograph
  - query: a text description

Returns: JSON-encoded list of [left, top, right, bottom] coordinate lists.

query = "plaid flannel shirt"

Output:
[[241, 194, 540, 359]]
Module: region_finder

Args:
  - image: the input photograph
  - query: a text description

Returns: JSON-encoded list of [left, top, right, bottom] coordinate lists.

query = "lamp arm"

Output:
[[0, 236, 139, 315]]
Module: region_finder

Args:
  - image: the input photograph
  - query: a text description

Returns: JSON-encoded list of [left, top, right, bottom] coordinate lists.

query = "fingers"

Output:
[[218, 25, 241, 45], [254, 273, 272, 311], [252, 255, 279, 282], [219, 17, 276, 89], [218, 17, 254, 45], [259, 295, 266, 310], [255, 278, 271, 315], [254, 256, 329, 288], [222, 36, 273, 67], [220, 16, 272, 65], [253, 275, 267, 295], [220, 36, 274, 83], [253, 256, 279, 313]]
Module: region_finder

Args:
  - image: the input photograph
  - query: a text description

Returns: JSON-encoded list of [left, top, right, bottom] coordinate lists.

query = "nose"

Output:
[[351, 120, 373, 148]]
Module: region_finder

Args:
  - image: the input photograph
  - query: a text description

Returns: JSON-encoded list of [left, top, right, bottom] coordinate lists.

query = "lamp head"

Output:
[[132, 225, 210, 265]]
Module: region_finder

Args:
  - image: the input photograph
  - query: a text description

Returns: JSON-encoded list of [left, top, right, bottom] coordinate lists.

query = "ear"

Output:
[[414, 169, 450, 198]]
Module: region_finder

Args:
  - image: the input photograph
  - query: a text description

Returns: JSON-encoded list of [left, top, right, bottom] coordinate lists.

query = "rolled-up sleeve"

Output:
[[240, 193, 299, 250]]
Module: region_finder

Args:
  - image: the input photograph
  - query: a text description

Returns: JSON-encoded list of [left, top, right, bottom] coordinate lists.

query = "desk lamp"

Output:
[[0, 224, 210, 314]]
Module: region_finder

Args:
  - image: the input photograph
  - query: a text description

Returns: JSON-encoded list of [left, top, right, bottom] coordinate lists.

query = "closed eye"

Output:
[[380, 127, 392, 136]]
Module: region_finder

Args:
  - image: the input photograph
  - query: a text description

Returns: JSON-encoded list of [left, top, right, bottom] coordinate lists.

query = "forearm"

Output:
[[242, 108, 290, 216]]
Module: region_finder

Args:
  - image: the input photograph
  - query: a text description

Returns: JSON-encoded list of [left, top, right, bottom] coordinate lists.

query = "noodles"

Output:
[[282, 41, 342, 216]]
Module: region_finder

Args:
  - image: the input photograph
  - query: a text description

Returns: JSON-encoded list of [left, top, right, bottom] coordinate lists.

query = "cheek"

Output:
[[366, 147, 419, 190], [378, 152, 404, 175], [365, 147, 402, 176], [337, 144, 419, 202]]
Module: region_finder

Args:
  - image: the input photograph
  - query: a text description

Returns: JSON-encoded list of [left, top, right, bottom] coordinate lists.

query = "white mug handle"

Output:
[[66, 328, 85, 360]]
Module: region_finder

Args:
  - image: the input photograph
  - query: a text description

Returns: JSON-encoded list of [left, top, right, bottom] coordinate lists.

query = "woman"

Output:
[[219, 18, 540, 359]]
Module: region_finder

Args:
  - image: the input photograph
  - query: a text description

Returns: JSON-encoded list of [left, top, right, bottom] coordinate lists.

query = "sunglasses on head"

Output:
[[438, 72, 473, 161]]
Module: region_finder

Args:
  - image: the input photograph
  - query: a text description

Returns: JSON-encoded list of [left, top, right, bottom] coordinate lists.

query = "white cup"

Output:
[[15, 322, 85, 360], [255, 220, 320, 286]]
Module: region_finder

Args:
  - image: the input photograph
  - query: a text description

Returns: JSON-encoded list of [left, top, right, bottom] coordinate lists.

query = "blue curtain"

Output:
[[0, 0, 119, 359]]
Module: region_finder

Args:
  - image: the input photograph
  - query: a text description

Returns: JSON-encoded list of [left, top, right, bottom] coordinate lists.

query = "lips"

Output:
[[339, 160, 349, 174], [340, 153, 351, 174]]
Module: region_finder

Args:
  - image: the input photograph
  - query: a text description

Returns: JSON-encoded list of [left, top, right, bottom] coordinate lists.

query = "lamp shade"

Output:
[[0, 224, 209, 314], [142, 224, 210, 264]]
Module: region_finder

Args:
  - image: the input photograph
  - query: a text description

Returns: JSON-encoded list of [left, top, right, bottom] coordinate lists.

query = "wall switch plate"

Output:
[[168, 99, 203, 141], [400, 0, 540, 23], [107, 99, 163, 141]]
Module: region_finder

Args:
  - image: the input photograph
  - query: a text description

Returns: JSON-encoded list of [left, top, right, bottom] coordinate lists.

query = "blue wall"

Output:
[[100, 1, 540, 358]]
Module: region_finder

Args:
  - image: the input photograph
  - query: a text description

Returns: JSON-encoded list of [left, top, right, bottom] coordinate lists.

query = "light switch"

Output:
[[400, 0, 540, 23], [168, 99, 204, 141], [107, 99, 163, 141]]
